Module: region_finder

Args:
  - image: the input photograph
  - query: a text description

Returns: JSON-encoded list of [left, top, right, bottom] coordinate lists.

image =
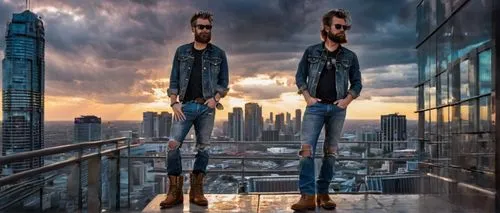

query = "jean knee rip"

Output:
[[167, 140, 180, 151], [298, 144, 312, 158]]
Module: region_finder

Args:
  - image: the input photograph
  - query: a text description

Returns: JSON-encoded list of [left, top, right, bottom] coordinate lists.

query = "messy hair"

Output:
[[190, 11, 213, 27], [320, 9, 351, 41]]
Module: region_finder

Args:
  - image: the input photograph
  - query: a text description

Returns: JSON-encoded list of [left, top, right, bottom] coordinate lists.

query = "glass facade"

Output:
[[416, 0, 496, 209], [1, 10, 45, 173]]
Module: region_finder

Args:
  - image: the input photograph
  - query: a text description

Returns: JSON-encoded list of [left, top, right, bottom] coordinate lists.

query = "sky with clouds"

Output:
[[0, 0, 419, 121]]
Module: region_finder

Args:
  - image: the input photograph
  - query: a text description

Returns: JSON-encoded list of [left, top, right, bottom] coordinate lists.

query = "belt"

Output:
[[184, 97, 224, 110], [193, 97, 206, 104], [318, 99, 337, 105]]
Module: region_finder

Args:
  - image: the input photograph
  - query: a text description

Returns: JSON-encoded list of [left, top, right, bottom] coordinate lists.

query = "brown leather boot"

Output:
[[189, 172, 208, 206], [291, 194, 316, 211], [159, 175, 184, 208], [316, 194, 337, 210]]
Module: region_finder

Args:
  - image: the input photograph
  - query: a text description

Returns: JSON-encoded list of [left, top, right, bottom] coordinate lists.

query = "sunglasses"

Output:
[[333, 24, 351, 31], [196, 24, 212, 30], [326, 57, 336, 71]]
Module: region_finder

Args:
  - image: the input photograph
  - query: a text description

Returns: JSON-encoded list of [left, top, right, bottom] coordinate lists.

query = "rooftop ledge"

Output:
[[142, 193, 485, 213]]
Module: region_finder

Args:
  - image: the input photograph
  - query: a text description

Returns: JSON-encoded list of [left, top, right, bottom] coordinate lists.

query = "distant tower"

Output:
[[2, 10, 45, 173]]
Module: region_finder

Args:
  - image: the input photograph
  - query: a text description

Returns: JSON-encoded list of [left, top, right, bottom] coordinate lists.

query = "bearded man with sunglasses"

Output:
[[160, 11, 229, 209], [292, 9, 362, 211]]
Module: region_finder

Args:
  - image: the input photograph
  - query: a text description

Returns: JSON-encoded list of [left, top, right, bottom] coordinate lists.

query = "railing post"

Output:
[[78, 149, 83, 211], [127, 137, 131, 209], [365, 141, 371, 195], [88, 145, 102, 213], [115, 141, 121, 211], [39, 186, 43, 212], [107, 142, 120, 211], [238, 141, 247, 194]]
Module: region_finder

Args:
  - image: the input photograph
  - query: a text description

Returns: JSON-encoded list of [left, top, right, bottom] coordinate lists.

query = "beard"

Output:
[[327, 31, 347, 44], [195, 31, 211, 44]]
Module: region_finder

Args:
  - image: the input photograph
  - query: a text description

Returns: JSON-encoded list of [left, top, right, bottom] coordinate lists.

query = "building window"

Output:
[[418, 85, 424, 110], [437, 23, 452, 72], [478, 96, 491, 132], [460, 59, 469, 100], [449, 63, 460, 103], [424, 82, 430, 109], [451, 0, 492, 62], [438, 72, 448, 106], [478, 49, 492, 95]]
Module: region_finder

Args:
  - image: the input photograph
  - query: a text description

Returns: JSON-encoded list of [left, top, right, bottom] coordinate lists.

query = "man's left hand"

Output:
[[333, 98, 351, 109], [204, 98, 217, 109]]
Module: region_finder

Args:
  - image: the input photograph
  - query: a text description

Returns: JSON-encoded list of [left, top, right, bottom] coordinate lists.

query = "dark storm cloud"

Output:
[[0, 0, 420, 104]]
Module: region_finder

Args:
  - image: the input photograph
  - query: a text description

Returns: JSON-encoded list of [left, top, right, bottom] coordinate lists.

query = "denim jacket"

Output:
[[167, 42, 229, 101], [295, 42, 362, 99]]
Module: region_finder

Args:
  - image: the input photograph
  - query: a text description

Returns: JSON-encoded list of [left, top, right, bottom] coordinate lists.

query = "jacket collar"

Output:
[[186, 42, 213, 55]]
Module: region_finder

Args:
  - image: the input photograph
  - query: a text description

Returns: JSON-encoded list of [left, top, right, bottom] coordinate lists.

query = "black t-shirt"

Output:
[[183, 47, 204, 102], [316, 48, 339, 102]]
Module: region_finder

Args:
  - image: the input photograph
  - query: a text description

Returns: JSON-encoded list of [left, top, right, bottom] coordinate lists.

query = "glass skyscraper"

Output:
[[244, 103, 262, 141], [416, 0, 497, 210], [74, 115, 102, 143], [1, 10, 45, 174]]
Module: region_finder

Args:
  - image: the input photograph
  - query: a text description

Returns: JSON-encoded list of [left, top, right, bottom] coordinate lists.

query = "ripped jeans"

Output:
[[167, 101, 215, 176], [298, 102, 346, 195]]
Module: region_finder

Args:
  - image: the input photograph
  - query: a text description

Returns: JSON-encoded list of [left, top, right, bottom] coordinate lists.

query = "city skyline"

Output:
[[0, 0, 419, 121]]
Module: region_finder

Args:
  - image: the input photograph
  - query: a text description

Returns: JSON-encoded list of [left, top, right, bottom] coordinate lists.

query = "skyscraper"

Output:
[[285, 112, 292, 134], [295, 109, 302, 134], [158, 112, 172, 138], [142, 112, 157, 138], [2, 10, 45, 173], [380, 113, 406, 151], [275, 113, 285, 133], [74, 115, 102, 143], [244, 103, 262, 141], [228, 112, 234, 139], [232, 108, 244, 141], [416, 0, 497, 209]]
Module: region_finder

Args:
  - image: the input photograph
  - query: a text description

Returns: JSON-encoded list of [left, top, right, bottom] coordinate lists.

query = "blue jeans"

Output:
[[167, 102, 215, 176], [298, 102, 346, 195]]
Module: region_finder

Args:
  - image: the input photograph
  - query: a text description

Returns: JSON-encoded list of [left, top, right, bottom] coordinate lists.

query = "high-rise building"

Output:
[[261, 130, 279, 141], [1, 10, 45, 173], [416, 0, 497, 210], [295, 109, 302, 134], [73, 115, 102, 203], [275, 113, 285, 133], [142, 112, 157, 138], [285, 112, 292, 134], [131, 161, 146, 186], [244, 103, 262, 141], [381, 113, 407, 151], [158, 112, 172, 138], [228, 112, 234, 139], [222, 121, 229, 137], [74, 115, 102, 143], [270, 112, 273, 123], [232, 108, 244, 141]]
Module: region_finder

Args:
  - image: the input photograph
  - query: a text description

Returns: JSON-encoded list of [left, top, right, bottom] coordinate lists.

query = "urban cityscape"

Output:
[[0, 0, 498, 212]]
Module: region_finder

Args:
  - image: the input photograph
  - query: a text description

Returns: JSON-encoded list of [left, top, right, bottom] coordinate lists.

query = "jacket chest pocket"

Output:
[[178, 55, 193, 71], [207, 57, 222, 75], [178, 55, 193, 84], [307, 56, 321, 77]]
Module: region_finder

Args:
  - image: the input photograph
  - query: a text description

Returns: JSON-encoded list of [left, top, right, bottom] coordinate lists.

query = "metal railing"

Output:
[[0, 138, 495, 212]]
